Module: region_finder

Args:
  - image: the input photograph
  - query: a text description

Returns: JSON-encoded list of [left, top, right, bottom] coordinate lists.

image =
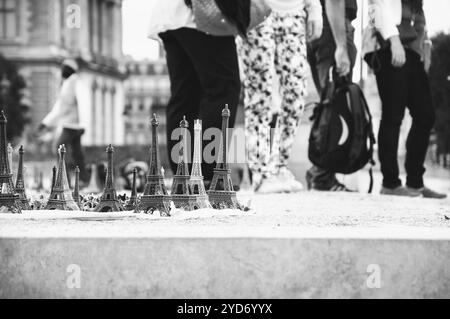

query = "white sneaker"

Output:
[[256, 175, 290, 194], [277, 167, 304, 193]]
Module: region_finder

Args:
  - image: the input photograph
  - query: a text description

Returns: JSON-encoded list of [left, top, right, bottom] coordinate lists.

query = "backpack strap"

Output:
[[348, 84, 377, 194], [347, 84, 365, 164], [359, 87, 377, 194]]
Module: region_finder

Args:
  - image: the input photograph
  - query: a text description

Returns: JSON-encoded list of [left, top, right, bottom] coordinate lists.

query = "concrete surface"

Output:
[[1, 192, 450, 299]]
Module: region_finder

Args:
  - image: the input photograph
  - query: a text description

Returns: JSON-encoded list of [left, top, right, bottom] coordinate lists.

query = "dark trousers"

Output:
[[160, 28, 240, 181], [306, 21, 357, 188], [56, 128, 88, 183], [368, 48, 435, 189]]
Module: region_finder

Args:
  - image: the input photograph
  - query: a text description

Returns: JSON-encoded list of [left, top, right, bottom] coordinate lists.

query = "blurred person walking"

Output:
[[363, 0, 446, 199], [306, 0, 358, 192], [148, 0, 244, 184], [38, 59, 88, 183], [238, 0, 323, 194]]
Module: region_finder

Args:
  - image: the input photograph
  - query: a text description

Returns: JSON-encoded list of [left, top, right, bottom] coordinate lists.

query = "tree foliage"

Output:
[[0, 54, 30, 141], [429, 33, 450, 155]]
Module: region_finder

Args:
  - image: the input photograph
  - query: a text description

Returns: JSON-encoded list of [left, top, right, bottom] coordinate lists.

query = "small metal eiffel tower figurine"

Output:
[[15, 145, 30, 210], [137, 114, 171, 215], [207, 105, 239, 209], [0, 111, 21, 214], [125, 168, 139, 211], [50, 166, 57, 192], [45, 145, 80, 211], [95, 145, 124, 212], [84, 163, 102, 193], [72, 166, 81, 207], [239, 164, 252, 192], [34, 169, 44, 192], [190, 120, 211, 209], [7, 143, 13, 180], [171, 116, 201, 211]]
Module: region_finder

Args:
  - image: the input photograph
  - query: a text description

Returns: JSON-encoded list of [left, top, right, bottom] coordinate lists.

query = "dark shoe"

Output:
[[305, 170, 313, 190], [306, 172, 354, 192], [329, 181, 355, 192], [408, 186, 447, 199], [381, 186, 421, 197]]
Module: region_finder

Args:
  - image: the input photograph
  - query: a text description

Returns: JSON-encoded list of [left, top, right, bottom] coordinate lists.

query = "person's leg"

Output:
[[55, 128, 74, 164], [55, 128, 77, 185], [160, 30, 202, 177], [405, 50, 435, 189], [237, 17, 276, 183], [306, 30, 337, 189], [306, 21, 358, 190], [71, 129, 88, 183], [274, 12, 308, 169], [171, 28, 241, 181], [374, 48, 409, 189]]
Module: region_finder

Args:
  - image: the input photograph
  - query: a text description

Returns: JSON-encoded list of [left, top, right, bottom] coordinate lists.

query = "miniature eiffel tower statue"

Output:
[[84, 163, 102, 193], [190, 120, 211, 209], [72, 166, 81, 207], [137, 114, 171, 215], [0, 111, 21, 214], [15, 146, 30, 210], [171, 116, 201, 211], [34, 169, 44, 192], [95, 145, 124, 212], [7, 143, 13, 180], [50, 166, 57, 192], [239, 164, 252, 192], [207, 105, 239, 209], [45, 145, 80, 211], [125, 168, 139, 211]]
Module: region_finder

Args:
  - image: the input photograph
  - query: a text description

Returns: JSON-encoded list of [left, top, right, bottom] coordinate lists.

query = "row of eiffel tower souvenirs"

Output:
[[0, 106, 242, 215]]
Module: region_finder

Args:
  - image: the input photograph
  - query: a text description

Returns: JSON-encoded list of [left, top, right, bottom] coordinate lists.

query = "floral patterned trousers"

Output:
[[238, 11, 308, 179]]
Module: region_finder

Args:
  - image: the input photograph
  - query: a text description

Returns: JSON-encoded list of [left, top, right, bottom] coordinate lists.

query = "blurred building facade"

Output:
[[0, 0, 126, 148], [124, 52, 170, 146]]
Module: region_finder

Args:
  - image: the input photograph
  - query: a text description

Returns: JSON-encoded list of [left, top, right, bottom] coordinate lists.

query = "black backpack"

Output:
[[308, 75, 376, 193]]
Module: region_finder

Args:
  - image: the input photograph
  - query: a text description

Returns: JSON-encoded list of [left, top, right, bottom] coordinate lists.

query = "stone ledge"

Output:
[[1, 193, 449, 298], [1, 235, 449, 299]]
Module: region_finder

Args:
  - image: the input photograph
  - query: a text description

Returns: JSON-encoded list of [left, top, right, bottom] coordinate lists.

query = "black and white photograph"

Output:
[[0, 0, 450, 304]]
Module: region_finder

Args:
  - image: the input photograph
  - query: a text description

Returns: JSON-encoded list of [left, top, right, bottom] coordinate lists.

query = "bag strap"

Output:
[[320, 67, 336, 104], [347, 84, 364, 163], [357, 83, 377, 194], [347, 84, 377, 194]]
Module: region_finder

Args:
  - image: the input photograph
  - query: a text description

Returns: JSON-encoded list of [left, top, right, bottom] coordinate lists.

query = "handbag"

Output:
[[191, 0, 271, 36]]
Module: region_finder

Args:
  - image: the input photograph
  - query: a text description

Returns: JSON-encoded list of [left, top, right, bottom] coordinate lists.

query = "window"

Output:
[[105, 1, 114, 54], [0, 0, 18, 39]]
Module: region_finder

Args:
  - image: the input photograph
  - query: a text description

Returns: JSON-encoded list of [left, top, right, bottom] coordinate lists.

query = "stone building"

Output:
[[0, 0, 126, 148], [123, 55, 170, 146]]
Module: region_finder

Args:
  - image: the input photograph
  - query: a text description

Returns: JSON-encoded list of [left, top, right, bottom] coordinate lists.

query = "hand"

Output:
[[37, 123, 47, 132], [335, 45, 351, 76], [389, 36, 406, 68], [307, 19, 323, 42]]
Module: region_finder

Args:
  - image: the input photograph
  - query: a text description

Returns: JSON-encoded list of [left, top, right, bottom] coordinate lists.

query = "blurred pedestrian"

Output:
[[238, 0, 323, 194], [364, 0, 446, 199], [306, 0, 358, 192], [38, 59, 88, 183]]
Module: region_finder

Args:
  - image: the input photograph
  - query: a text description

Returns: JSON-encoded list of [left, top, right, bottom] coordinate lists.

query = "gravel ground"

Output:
[[0, 192, 449, 238]]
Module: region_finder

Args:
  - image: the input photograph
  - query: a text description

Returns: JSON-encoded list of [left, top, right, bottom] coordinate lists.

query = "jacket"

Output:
[[42, 74, 85, 130]]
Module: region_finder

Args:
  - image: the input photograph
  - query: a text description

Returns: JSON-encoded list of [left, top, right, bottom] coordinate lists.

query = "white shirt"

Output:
[[148, 0, 195, 39], [368, 0, 402, 40], [362, 0, 402, 55], [42, 74, 84, 130], [267, 0, 322, 21]]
